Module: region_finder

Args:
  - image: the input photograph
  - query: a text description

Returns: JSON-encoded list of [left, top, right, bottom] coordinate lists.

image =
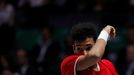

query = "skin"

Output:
[[75, 25, 116, 71], [75, 37, 97, 69]]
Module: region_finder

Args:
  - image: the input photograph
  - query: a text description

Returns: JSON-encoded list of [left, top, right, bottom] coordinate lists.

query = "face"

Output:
[[17, 49, 27, 64], [126, 44, 134, 62], [0, 56, 8, 67], [127, 29, 134, 41], [42, 28, 51, 41], [74, 37, 95, 55]]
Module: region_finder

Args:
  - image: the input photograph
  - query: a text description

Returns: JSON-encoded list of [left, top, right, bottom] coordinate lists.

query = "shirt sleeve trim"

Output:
[[73, 56, 100, 75], [74, 56, 80, 75], [93, 63, 100, 71]]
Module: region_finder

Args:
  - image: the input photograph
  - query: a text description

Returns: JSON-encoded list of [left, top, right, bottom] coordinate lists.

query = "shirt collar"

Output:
[[93, 63, 100, 72]]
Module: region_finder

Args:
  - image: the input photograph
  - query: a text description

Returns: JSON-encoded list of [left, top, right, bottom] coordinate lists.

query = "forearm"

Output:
[[76, 25, 115, 71], [77, 31, 108, 71], [88, 30, 109, 58], [86, 30, 108, 63], [77, 39, 106, 70], [88, 39, 106, 59]]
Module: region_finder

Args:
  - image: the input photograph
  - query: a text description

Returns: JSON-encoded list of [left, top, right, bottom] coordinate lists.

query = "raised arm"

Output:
[[76, 25, 116, 71]]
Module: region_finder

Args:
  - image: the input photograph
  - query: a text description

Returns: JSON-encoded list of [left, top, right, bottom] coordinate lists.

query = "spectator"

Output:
[[30, 26, 61, 75], [1, 69, 13, 75], [15, 0, 48, 27], [126, 25, 134, 42], [116, 25, 134, 69], [59, 35, 74, 61], [116, 42, 134, 75], [0, 0, 15, 54], [126, 43, 134, 75], [14, 48, 38, 75], [0, 0, 14, 26], [0, 55, 14, 73], [64, 36, 74, 55], [93, 0, 104, 12], [0, 55, 9, 71]]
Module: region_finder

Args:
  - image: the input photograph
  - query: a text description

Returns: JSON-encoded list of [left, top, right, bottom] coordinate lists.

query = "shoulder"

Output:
[[100, 59, 113, 64], [61, 55, 79, 67], [99, 59, 115, 69], [61, 55, 80, 75], [100, 59, 115, 67], [99, 59, 118, 75]]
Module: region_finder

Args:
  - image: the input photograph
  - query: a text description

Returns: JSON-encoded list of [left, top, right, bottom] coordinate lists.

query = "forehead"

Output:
[[76, 38, 94, 45]]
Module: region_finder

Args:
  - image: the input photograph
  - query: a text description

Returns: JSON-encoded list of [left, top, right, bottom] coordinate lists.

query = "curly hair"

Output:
[[70, 22, 97, 43]]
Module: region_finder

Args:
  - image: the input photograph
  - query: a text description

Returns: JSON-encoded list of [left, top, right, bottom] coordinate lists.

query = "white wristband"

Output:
[[97, 30, 109, 42]]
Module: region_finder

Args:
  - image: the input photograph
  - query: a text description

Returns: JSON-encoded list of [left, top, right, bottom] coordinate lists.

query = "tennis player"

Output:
[[61, 23, 118, 75]]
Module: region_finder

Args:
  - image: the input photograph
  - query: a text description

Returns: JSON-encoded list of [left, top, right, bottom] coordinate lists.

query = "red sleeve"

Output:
[[101, 59, 118, 75], [61, 55, 79, 75]]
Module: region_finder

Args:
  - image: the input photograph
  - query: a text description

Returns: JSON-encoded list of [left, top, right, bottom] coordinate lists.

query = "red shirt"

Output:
[[61, 55, 118, 75]]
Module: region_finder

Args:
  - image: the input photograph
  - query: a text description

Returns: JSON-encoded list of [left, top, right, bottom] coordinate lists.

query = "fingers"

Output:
[[113, 27, 116, 38], [110, 26, 116, 38], [104, 25, 116, 38]]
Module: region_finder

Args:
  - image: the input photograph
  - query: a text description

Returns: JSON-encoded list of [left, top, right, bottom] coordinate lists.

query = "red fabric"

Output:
[[61, 55, 118, 75]]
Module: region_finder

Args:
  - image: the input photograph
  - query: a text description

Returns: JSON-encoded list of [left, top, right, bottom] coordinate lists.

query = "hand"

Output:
[[103, 25, 116, 39]]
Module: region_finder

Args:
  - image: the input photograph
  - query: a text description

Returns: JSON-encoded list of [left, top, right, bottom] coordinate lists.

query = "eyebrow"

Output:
[[86, 44, 92, 46], [76, 44, 92, 47]]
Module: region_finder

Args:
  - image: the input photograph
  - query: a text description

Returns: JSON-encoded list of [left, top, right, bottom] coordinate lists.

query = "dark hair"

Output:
[[70, 23, 97, 43]]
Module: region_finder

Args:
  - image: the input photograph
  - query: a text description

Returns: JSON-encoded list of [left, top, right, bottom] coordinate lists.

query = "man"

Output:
[[117, 42, 134, 75], [30, 26, 61, 75], [61, 23, 118, 75], [15, 48, 38, 75], [0, 0, 15, 55]]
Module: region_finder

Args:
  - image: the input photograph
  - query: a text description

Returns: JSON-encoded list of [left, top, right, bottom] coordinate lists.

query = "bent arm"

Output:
[[76, 25, 116, 71], [76, 39, 106, 71]]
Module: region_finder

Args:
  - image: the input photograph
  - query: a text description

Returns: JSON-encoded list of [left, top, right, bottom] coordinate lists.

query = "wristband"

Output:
[[97, 30, 109, 42]]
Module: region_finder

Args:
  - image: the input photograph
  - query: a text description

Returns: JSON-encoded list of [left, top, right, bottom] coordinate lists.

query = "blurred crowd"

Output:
[[0, 0, 134, 75]]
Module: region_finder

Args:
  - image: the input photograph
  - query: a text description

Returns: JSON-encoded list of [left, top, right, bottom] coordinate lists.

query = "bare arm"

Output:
[[76, 25, 116, 71]]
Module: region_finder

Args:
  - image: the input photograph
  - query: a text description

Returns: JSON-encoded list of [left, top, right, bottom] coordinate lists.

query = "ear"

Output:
[[72, 45, 77, 53], [72, 45, 76, 51]]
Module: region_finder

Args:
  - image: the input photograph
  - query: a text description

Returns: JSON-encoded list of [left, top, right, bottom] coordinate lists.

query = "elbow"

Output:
[[94, 53, 102, 59], [88, 52, 102, 60]]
